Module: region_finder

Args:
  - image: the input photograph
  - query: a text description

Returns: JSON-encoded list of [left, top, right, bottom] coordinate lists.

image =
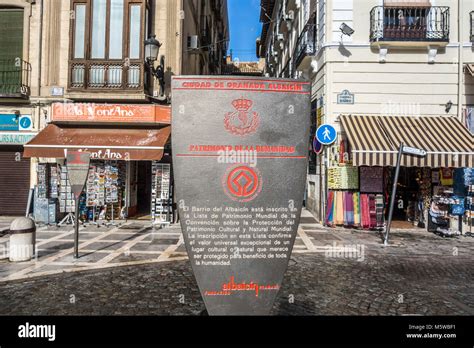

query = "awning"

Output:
[[340, 115, 474, 168], [466, 64, 474, 77], [24, 124, 170, 161]]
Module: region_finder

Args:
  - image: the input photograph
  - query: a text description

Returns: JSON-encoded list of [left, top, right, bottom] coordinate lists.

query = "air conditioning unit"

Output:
[[188, 35, 199, 49]]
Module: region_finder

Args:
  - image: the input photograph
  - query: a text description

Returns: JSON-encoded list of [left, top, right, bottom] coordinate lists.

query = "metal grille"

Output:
[[0, 59, 31, 98], [370, 6, 450, 42]]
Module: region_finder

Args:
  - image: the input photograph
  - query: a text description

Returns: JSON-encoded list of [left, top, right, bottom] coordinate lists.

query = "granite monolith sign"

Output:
[[172, 76, 310, 315]]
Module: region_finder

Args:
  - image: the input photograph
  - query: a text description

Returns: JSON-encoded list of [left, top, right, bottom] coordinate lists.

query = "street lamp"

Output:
[[144, 35, 166, 99], [145, 35, 161, 62]]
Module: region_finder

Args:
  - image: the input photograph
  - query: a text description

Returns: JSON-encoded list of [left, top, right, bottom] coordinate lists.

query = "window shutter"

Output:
[[0, 9, 24, 61]]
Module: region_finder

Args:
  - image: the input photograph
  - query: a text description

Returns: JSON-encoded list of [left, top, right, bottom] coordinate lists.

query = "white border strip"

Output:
[[24, 144, 164, 150]]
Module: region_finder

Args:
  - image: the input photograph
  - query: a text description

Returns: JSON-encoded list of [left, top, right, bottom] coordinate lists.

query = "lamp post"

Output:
[[144, 35, 166, 99]]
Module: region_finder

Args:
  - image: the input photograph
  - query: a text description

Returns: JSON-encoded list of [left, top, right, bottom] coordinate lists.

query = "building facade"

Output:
[[259, 0, 474, 233], [0, 0, 229, 221]]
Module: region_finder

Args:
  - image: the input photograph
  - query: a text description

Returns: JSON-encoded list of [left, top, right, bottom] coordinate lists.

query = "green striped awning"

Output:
[[340, 115, 474, 168]]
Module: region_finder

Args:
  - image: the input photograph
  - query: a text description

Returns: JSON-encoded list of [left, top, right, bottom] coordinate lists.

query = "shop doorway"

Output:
[[137, 161, 152, 216], [387, 167, 428, 229]]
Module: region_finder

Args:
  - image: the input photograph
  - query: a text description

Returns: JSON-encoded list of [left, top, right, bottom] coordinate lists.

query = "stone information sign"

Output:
[[172, 76, 310, 315]]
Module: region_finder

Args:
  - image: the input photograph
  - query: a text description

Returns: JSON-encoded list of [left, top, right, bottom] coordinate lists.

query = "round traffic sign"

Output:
[[316, 124, 337, 145]]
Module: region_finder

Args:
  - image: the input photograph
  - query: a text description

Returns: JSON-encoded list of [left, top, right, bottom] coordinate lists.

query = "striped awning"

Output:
[[340, 115, 474, 168]]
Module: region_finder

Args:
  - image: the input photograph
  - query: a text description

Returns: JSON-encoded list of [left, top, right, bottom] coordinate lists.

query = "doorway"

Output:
[[137, 161, 152, 216]]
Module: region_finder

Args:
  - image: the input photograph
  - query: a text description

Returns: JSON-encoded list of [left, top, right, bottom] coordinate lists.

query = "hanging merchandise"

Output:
[[328, 166, 359, 190], [375, 194, 384, 227], [335, 191, 344, 225], [37, 164, 49, 199], [360, 194, 370, 229], [353, 192, 360, 226], [360, 167, 384, 193], [326, 191, 335, 226], [345, 192, 354, 226], [151, 162, 172, 223], [440, 168, 454, 186], [369, 195, 377, 228], [59, 165, 75, 213], [49, 165, 59, 199]]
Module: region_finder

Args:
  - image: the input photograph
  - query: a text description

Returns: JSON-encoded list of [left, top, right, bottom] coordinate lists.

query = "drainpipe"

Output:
[[37, 0, 43, 97], [457, 0, 463, 121]]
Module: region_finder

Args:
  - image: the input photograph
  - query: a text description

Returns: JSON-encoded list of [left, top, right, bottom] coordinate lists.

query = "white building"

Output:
[[258, 0, 474, 228]]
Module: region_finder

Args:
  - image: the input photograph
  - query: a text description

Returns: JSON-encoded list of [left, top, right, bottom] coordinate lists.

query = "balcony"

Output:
[[68, 60, 145, 94], [0, 59, 31, 99], [370, 6, 450, 47], [294, 14, 317, 70]]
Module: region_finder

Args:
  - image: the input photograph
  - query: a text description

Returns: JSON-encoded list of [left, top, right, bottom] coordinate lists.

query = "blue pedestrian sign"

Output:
[[316, 124, 337, 145]]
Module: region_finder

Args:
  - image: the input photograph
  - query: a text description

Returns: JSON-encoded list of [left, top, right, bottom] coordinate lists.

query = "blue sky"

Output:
[[227, 0, 261, 62]]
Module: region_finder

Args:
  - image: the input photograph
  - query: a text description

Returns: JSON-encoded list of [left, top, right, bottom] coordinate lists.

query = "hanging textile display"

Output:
[[440, 168, 454, 186], [369, 194, 377, 228], [353, 192, 360, 226], [328, 166, 359, 190], [326, 191, 335, 225], [360, 167, 384, 193], [335, 191, 344, 225]]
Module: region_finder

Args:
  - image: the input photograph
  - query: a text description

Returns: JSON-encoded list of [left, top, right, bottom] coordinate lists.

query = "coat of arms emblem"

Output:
[[224, 98, 260, 136]]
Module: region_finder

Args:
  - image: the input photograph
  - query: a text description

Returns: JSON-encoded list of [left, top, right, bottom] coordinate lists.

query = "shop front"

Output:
[[0, 113, 36, 216], [324, 115, 474, 236], [23, 103, 173, 225]]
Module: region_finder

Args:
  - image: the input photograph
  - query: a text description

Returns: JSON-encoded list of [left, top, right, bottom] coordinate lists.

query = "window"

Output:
[[70, 0, 148, 90]]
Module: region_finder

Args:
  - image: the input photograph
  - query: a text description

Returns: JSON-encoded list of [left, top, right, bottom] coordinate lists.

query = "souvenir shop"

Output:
[[24, 123, 173, 225], [324, 115, 474, 236]]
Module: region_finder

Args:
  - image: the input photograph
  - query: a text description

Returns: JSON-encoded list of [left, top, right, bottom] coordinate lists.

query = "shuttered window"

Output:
[[0, 9, 24, 61]]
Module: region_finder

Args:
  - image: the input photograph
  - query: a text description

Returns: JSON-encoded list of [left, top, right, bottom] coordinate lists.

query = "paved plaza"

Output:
[[0, 210, 473, 315]]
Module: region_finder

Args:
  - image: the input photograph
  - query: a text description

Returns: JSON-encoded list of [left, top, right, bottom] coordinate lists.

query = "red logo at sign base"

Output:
[[224, 98, 260, 136], [223, 165, 262, 202]]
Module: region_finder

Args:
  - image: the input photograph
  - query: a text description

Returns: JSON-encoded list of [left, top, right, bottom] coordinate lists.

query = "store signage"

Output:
[[51, 103, 171, 124], [316, 124, 337, 145], [337, 90, 354, 104], [172, 76, 310, 315], [0, 132, 36, 145], [0, 114, 19, 131], [66, 151, 91, 201], [402, 146, 427, 157], [19, 115, 33, 131]]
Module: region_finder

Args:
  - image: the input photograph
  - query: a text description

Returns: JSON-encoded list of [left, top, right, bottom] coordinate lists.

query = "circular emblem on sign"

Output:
[[222, 165, 262, 202], [224, 97, 260, 136]]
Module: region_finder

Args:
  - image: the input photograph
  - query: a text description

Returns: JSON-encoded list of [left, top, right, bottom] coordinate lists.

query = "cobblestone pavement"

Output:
[[0, 221, 189, 282], [0, 211, 473, 315]]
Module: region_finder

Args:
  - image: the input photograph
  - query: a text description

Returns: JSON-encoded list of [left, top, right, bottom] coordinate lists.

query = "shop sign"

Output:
[[0, 132, 36, 145], [337, 90, 354, 104], [51, 103, 171, 124], [402, 146, 427, 157], [172, 76, 310, 315], [0, 114, 19, 131]]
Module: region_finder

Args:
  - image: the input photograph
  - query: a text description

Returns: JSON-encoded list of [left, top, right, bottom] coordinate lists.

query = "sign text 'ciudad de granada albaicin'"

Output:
[[172, 77, 310, 315]]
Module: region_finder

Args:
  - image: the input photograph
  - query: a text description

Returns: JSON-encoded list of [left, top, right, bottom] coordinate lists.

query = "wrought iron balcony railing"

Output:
[[370, 6, 450, 42], [69, 60, 144, 91], [0, 59, 31, 98], [294, 14, 317, 69]]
